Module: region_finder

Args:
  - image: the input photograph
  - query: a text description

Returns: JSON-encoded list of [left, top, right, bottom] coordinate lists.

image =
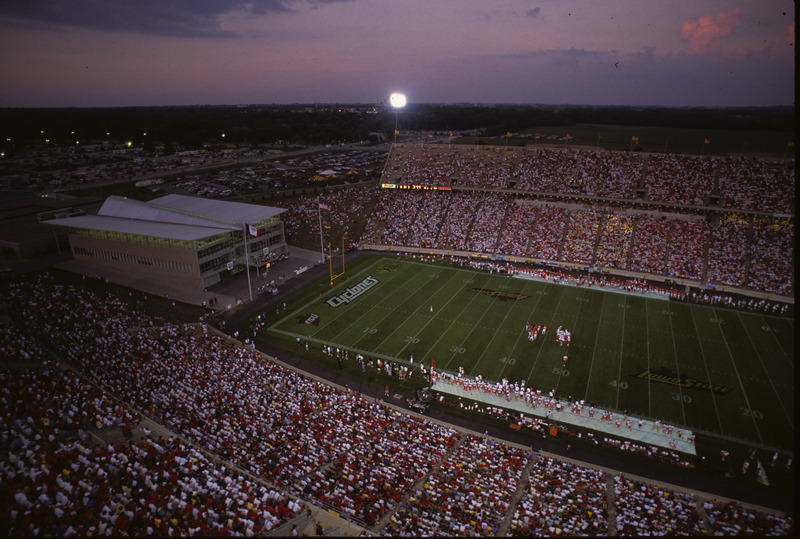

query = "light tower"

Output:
[[389, 92, 406, 145]]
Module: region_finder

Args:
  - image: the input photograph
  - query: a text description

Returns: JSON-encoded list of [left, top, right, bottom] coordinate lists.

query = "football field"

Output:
[[265, 254, 794, 451]]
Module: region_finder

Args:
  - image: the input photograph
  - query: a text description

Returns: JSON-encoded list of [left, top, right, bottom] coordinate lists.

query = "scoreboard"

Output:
[[381, 183, 451, 191]]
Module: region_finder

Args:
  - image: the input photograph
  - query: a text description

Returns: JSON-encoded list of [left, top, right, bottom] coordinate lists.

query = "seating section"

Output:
[[0, 274, 793, 535], [510, 456, 608, 536], [358, 145, 793, 296]]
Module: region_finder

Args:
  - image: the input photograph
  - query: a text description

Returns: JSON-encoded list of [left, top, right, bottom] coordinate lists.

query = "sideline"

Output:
[[432, 378, 696, 455], [512, 271, 670, 301]]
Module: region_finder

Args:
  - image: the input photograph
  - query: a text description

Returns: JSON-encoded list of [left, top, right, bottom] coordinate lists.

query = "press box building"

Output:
[[48, 194, 287, 292]]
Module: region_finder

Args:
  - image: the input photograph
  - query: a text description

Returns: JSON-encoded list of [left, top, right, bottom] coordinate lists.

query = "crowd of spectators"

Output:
[[512, 149, 642, 198], [704, 499, 795, 535], [585, 151, 643, 199], [400, 147, 460, 186], [613, 474, 706, 535], [497, 204, 538, 257], [706, 214, 750, 288], [407, 191, 450, 249], [717, 157, 794, 214], [360, 145, 793, 297], [452, 147, 517, 190], [364, 190, 792, 296], [665, 220, 708, 281], [626, 214, 670, 275], [389, 144, 792, 215], [277, 183, 378, 248], [434, 191, 477, 251], [460, 193, 507, 254], [560, 208, 603, 264], [594, 212, 636, 270], [526, 206, 569, 261], [644, 154, 716, 207], [1, 273, 793, 535], [510, 456, 608, 536], [384, 436, 529, 536], [0, 361, 300, 536], [745, 217, 794, 297], [297, 412, 459, 527], [361, 190, 424, 246]]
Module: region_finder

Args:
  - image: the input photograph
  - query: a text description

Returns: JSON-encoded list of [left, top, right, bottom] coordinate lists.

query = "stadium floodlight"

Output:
[[389, 92, 407, 109], [389, 92, 406, 145]]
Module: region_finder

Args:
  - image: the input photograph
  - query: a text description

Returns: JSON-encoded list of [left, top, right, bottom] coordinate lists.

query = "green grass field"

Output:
[[454, 123, 794, 156], [264, 254, 794, 452]]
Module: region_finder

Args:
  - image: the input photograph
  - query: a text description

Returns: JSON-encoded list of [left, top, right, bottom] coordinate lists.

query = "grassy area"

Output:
[[260, 254, 794, 453], [457, 124, 794, 156]]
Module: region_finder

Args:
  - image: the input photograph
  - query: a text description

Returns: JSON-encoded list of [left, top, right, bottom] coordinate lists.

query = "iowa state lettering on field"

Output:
[[633, 368, 732, 395], [326, 276, 379, 307]]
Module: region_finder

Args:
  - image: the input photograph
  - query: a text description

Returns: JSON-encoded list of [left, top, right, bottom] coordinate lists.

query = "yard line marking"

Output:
[[524, 284, 568, 387], [756, 313, 794, 369], [336, 263, 441, 346], [398, 272, 488, 372], [584, 292, 606, 403], [666, 304, 687, 426], [473, 280, 535, 374], [685, 307, 737, 441], [442, 291, 515, 376], [491, 280, 547, 383], [736, 310, 795, 429], [267, 327, 401, 365], [614, 295, 627, 410], [375, 268, 464, 356], [273, 256, 384, 328], [708, 308, 763, 444], [331, 269, 417, 340], [555, 288, 588, 396]]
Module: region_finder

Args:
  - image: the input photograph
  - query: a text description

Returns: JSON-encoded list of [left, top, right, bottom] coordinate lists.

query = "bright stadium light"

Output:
[[389, 92, 406, 145], [389, 92, 407, 109]]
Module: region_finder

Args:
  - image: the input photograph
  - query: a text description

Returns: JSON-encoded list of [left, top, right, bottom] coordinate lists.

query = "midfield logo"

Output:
[[468, 287, 530, 302], [326, 275, 379, 307], [297, 313, 320, 326], [377, 262, 400, 273], [633, 368, 732, 395]]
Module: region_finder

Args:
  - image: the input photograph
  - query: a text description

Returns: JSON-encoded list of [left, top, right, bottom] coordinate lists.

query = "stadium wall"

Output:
[[68, 234, 205, 291]]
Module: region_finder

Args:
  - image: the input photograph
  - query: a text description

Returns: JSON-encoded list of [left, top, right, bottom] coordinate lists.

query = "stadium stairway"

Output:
[[496, 452, 537, 536], [606, 474, 618, 536], [373, 434, 468, 531], [85, 426, 127, 446], [556, 211, 571, 261], [490, 195, 512, 254]]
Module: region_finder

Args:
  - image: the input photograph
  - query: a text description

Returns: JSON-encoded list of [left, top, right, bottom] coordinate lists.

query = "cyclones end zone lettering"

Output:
[[326, 276, 379, 307]]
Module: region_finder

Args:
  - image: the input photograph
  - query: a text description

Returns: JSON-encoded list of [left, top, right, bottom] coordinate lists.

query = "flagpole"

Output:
[[243, 224, 253, 302]]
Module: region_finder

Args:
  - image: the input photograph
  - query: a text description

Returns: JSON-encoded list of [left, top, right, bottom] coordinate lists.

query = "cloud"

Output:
[[679, 8, 743, 55], [0, 0, 350, 38], [526, 7, 541, 18], [783, 21, 795, 46], [435, 44, 792, 107]]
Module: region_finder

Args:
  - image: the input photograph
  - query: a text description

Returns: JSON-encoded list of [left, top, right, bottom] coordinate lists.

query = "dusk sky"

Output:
[[0, 0, 794, 108]]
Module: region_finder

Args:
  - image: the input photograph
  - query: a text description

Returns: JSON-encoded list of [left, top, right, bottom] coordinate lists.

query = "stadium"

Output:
[[2, 142, 794, 536]]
